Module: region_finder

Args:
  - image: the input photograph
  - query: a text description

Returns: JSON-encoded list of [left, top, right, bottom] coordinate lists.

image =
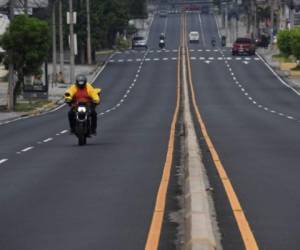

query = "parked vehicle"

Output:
[[232, 38, 256, 56], [132, 36, 148, 49], [189, 31, 200, 43]]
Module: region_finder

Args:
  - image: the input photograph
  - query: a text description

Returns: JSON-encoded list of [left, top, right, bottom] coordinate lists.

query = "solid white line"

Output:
[[22, 146, 34, 152], [256, 53, 300, 96], [0, 159, 8, 165], [43, 138, 53, 143]]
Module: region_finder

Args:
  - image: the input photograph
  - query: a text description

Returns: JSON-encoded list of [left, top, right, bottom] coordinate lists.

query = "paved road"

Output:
[[2, 10, 300, 250], [187, 12, 300, 249], [0, 13, 181, 250]]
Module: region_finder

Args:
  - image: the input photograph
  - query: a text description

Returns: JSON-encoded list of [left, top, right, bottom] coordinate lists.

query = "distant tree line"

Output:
[[35, 0, 147, 62]]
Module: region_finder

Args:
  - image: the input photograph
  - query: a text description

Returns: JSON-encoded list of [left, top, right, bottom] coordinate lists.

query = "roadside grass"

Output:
[[15, 99, 52, 112], [272, 54, 295, 62]]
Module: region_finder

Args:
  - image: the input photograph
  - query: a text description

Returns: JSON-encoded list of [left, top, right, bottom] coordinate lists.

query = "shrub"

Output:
[[277, 29, 292, 56], [290, 28, 300, 63]]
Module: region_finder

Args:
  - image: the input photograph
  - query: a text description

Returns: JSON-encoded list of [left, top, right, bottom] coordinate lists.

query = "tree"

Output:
[[128, 0, 148, 19], [1, 15, 50, 106]]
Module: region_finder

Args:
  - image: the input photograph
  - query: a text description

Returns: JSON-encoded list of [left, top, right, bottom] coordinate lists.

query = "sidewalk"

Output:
[[257, 47, 300, 91], [0, 63, 100, 122]]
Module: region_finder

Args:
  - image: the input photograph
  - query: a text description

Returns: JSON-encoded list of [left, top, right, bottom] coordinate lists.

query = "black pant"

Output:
[[68, 105, 97, 132]]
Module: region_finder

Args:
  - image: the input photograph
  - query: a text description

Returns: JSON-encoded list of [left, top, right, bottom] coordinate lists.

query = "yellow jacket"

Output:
[[64, 83, 101, 104]]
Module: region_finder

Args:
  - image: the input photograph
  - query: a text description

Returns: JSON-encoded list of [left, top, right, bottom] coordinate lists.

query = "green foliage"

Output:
[[0, 15, 50, 106], [88, 0, 147, 49], [127, 0, 148, 19], [1, 15, 50, 76], [116, 37, 130, 50], [277, 29, 292, 56], [290, 28, 300, 61]]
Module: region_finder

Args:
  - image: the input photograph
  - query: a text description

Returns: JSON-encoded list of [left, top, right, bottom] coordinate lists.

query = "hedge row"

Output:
[[277, 28, 300, 62]]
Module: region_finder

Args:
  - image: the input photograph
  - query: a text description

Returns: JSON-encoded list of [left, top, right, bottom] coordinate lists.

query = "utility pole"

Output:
[[24, 0, 28, 14], [52, 1, 57, 86], [69, 0, 75, 84], [270, 0, 275, 42], [59, 0, 64, 75], [8, 0, 15, 111], [86, 0, 92, 65], [225, 3, 228, 44]]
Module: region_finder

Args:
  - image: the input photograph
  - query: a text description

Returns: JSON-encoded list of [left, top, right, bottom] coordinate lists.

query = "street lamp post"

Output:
[[69, 0, 75, 84], [86, 0, 92, 65], [8, 0, 15, 111]]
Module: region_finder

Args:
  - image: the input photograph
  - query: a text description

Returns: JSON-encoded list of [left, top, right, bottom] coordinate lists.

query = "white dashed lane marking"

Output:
[[222, 51, 300, 123], [43, 138, 53, 143], [21, 146, 34, 152], [0, 159, 8, 165]]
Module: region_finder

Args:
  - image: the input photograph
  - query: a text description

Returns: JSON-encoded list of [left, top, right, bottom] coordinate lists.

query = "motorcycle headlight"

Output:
[[77, 106, 87, 113]]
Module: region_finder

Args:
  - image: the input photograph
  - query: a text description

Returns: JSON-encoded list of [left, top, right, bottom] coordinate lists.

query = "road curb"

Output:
[[181, 47, 221, 250]]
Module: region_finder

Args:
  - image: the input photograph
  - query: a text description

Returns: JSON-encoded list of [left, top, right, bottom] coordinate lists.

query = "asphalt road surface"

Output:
[[0, 13, 181, 250], [187, 12, 300, 250], [1, 10, 300, 250]]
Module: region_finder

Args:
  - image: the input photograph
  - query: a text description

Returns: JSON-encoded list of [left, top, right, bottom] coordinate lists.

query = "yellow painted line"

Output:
[[144, 48, 181, 249], [184, 13, 259, 250]]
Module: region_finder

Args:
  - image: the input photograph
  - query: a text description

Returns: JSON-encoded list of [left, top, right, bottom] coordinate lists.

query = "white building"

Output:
[[0, 0, 48, 8]]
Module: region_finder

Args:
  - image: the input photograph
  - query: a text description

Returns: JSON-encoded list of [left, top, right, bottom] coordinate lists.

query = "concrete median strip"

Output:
[[182, 45, 221, 250]]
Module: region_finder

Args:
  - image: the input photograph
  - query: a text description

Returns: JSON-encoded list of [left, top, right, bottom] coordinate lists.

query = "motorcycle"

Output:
[[159, 39, 165, 49], [211, 39, 216, 47], [74, 103, 92, 146]]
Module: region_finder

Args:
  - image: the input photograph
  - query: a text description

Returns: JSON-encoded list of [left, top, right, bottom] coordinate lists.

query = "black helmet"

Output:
[[76, 74, 87, 88]]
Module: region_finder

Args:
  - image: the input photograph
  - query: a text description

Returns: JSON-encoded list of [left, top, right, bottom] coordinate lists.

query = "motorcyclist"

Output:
[[159, 33, 166, 48], [211, 37, 216, 47], [64, 74, 100, 135], [159, 33, 165, 40]]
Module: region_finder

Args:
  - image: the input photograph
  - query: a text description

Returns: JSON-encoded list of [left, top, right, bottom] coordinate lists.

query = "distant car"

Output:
[[132, 36, 148, 49], [189, 31, 200, 43], [201, 6, 210, 14], [232, 38, 256, 56], [168, 9, 180, 14], [159, 10, 168, 17]]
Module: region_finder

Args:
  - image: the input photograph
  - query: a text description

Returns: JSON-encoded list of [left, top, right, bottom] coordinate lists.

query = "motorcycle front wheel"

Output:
[[78, 135, 87, 146]]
